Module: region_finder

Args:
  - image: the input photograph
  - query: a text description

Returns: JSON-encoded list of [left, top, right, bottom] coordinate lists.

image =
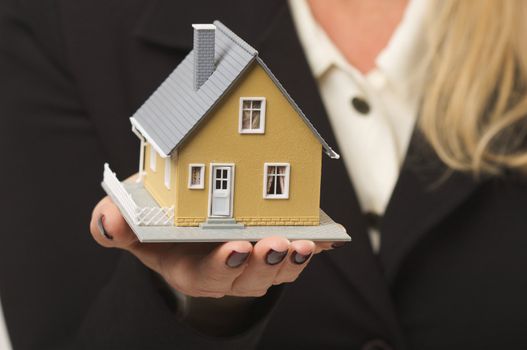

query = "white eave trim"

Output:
[[130, 117, 170, 158], [327, 149, 340, 159]]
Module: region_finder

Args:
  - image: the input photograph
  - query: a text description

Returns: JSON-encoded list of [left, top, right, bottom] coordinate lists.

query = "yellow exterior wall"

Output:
[[172, 62, 322, 226], [143, 144, 177, 211]]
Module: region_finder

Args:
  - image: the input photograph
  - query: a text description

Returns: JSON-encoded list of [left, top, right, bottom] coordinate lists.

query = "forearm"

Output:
[[76, 254, 276, 349]]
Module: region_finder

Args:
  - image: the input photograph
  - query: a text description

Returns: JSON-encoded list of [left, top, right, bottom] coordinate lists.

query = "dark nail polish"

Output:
[[265, 249, 287, 265], [331, 241, 346, 249], [226, 251, 250, 268], [97, 216, 113, 240], [291, 251, 312, 265]]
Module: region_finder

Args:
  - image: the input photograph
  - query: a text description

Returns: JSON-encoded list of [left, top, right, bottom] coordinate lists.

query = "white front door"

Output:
[[210, 165, 233, 217]]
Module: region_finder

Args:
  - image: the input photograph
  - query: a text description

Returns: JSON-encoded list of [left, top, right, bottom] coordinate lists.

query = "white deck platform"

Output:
[[102, 181, 351, 243]]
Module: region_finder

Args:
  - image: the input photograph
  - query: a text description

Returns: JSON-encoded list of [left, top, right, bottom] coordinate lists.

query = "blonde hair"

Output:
[[420, 0, 527, 175]]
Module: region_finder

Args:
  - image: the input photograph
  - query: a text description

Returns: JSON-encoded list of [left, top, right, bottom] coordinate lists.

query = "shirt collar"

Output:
[[288, 0, 356, 79], [288, 0, 428, 96], [375, 0, 428, 95]]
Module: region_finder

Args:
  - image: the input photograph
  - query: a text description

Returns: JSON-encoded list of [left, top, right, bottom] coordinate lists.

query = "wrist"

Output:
[[170, 285, 257, 336]]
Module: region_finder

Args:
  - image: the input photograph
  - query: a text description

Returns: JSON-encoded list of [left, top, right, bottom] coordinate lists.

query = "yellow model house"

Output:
[[119, 21, 339, 229]]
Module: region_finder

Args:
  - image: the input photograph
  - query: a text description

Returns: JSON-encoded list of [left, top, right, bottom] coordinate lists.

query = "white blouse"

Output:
[[288, 0, 428, 252]]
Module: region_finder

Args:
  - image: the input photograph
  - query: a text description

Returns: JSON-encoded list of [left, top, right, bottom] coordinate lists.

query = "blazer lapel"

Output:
[[255, 3, 405, 345], [379, 132, 485, 284]]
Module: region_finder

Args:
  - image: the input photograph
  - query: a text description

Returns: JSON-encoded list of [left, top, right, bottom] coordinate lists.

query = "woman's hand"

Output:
[[89, 196, 339, 298]]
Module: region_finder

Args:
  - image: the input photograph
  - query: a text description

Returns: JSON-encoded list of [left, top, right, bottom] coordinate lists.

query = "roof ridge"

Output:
[[131, 21, 338, 160], [213, 20, 258, 57]]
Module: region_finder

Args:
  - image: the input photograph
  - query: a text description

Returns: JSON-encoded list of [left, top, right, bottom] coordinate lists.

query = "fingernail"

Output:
[[265, 249, 288, 265], [291, 251, 312, 265], [97, 216, 113, 240], [226, 251, 250, 268], [331, 241, 346, 249]]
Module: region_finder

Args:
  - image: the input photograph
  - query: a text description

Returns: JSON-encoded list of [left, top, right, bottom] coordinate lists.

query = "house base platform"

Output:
[[102, 180, 351, 243]]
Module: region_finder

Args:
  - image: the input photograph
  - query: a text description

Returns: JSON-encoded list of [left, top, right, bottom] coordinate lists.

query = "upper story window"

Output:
[[239, 97, 266, 134]]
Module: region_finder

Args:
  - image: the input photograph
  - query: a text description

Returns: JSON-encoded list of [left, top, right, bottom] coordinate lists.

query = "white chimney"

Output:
[[192, 24, 216, 90]]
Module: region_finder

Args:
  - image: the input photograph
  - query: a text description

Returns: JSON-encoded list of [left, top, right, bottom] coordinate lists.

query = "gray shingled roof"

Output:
[[131, 20, 339, 159]]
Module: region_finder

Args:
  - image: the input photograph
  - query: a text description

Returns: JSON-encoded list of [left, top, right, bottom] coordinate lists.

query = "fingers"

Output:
[[313, 239, 350, 253], [230, 236, 290, 297], [166, 238, 325, 298], [89, 196, 137, 248], [314, 241, 334, 253], [89, 198, 347, 299], [273, 240, 315, 284], [165, 241, 253, 298], [89, 196, 172, 272]]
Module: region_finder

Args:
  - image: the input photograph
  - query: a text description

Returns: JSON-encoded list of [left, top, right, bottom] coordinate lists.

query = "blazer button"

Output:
[[362, 339, 393, 350], [351, 96, 371, 114]]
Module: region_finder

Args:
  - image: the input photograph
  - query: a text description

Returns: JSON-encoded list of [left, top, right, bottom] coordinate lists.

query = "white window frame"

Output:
[[164, 157, 171, 189], [149, 145, 157, 172], [263, 163, 290, 199], [239, 97, 266, 134], [188, 164, 205, 189]]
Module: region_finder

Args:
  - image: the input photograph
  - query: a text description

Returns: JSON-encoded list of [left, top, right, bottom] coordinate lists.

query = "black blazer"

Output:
[[1, 1, 527, 349]]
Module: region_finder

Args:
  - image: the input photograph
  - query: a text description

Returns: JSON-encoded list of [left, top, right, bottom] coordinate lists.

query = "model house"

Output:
[[102, 21, 348, 241]]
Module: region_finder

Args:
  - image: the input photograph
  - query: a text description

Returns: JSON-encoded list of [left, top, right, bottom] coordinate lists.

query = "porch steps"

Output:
[[200, 218, 245, 229]]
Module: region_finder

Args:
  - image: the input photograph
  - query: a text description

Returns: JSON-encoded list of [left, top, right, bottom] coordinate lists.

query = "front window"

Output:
[[263, 163, 290, 199], [188, 164, 205, 189], [239, 97, 266, 133]]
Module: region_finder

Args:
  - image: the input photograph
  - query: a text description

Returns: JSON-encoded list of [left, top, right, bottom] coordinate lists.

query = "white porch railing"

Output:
[[103, 163, 174, 226]]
